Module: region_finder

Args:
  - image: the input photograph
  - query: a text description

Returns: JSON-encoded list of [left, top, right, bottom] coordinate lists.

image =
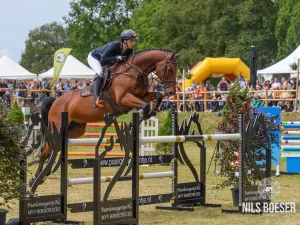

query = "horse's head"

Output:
[[155, 51, 181, 96]]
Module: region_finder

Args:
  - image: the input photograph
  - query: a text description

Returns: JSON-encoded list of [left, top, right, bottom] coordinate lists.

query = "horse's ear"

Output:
[[170, 51, 176, 59], [175, 51, 182, 58]]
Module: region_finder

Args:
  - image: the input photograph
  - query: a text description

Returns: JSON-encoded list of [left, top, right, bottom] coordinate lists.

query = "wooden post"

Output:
[[264, 89, 268, 106], [295, 58, 300, 111], [182, 70, 186, 112], [204, 90, 207, 112]]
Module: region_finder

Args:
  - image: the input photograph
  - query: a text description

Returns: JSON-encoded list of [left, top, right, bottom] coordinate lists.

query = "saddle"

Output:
[[80, 67, 111, 97], [80, 67, 126, 114]]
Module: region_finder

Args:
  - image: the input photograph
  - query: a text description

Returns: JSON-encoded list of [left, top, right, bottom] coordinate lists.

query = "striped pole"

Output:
[[69, 138, 118, 145], [86, 123, 121, 127], [70, 143, 121, 147], [83, 133, 117, 137], [281, 140, 300, 144], [282, 131, 300, 135], [282, 136, 300, 140], [68, 171, 174, 186], [282, 124, 300, 128], [281, 151, 300, 157], [282, 121, 300, 124], [58, 152, 126, 157], [281, 146, 300, 151], [139, 133, 241, 144]]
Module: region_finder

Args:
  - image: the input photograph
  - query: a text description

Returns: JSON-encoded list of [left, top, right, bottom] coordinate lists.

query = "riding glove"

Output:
[[116, 55, 128, 62]]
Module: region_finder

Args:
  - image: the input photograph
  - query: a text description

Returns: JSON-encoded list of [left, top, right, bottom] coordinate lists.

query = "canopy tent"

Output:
[[39, 55, 95, 80], [0, 55, 37, 80], [257, 45, 300, 75]]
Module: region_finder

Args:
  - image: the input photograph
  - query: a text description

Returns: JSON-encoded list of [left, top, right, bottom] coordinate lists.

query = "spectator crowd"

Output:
[[1, 73, 299, 113]]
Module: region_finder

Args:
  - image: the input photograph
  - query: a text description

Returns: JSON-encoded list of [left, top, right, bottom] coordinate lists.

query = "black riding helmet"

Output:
[[120, 29, 138, 41]]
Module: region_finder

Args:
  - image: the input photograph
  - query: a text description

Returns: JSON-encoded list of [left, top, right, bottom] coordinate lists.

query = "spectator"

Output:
[[55, 79, 63, 98], [149, 81, 161, 92], [272, 87, 281, 106], [17, 81, 27, 97], [271, 77, 281, 89], [63, 81, 72, 91], [217, 77, 229, 91], [195, 83, 205, 111], [0, 80, 8, 97], [77, 81, 84, 89], [237, 72, 246, 89], [279, 85, 292, 112]]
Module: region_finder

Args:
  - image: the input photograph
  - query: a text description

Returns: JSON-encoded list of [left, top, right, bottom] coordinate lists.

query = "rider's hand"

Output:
[[116, 55, 128, 62]]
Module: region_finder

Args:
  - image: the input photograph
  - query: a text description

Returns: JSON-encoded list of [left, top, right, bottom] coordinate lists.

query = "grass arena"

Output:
[[4, 111, 300, 225]]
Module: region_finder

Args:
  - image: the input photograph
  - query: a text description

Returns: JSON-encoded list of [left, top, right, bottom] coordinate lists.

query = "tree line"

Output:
[[20, 0, 300, 74]]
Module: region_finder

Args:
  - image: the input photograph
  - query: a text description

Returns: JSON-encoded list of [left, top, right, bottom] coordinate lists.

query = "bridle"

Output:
[[155, 52, 178, 90], [115, 52, 178, 92]]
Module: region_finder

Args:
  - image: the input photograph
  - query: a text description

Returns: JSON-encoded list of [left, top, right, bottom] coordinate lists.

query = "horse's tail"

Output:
[[41, 97, 56, 129]]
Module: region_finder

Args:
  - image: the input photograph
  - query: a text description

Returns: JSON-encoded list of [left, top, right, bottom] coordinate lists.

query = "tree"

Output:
[[0, 98, 24, 208], [275, 0, 300, 59], [64, 0, 140, 62], [20, 22, 69, 74], [7, 102, 25, 129], [156, 109, 173, 155], [131, 0, 278, 69], [197, 0, 278, 69]]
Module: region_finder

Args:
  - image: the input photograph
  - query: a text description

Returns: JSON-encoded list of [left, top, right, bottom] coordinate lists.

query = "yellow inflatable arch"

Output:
[[184, 58, 250, 88]]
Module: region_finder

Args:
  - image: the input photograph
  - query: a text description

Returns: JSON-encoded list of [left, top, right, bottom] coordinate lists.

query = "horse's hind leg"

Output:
[[29, 143, 52, 187]]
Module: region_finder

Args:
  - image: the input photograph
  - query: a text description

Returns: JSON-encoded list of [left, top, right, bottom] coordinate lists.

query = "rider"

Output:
[[88, 29, 138, 108]]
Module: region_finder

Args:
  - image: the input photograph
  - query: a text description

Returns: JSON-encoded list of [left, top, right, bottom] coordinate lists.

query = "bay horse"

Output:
[[30, 49, 181, 186]]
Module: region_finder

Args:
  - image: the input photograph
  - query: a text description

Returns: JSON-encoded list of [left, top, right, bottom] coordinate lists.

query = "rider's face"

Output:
[[125, 39, 136, 49]]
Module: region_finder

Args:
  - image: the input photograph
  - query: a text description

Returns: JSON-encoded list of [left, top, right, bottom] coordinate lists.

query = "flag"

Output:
[[52, 48, 72, 95]]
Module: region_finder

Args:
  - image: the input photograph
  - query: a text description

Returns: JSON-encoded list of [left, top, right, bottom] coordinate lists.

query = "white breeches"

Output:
[[88, 52, 103, 76]]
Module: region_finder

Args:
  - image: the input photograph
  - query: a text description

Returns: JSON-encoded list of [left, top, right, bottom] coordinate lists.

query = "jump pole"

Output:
[[59, 152, 126, 157]]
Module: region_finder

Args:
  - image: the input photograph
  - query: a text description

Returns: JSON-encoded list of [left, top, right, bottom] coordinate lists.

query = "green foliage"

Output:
[[0, 100, 23, 208], [64, 0, 139, 62], [156, 109, 173, 155], [7, 102, 25, 129], [215, 80, 280, 190], [131, 0, 278, 69], [20, 22, 69, 74], [275, 0, 300, 59]]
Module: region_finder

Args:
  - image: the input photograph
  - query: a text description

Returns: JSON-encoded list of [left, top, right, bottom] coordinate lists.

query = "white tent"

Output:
[[0, 55, 37, 80], [257, 45, 300, 76], [39, 55, 95, 80]]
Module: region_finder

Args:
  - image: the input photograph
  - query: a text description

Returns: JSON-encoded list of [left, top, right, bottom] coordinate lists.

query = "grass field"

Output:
[[4, 111, 300, 224]]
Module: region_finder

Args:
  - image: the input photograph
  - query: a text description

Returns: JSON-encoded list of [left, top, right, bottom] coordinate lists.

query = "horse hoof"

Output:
[[151, 111, 156, 117], [29, 178, 36, 187]]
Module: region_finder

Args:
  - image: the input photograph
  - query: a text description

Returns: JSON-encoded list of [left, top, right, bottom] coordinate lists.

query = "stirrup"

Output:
[[95, 96, 104, 108]]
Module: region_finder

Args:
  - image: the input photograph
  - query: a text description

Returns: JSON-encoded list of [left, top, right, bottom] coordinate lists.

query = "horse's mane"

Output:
[[135, 48, 174, 56]]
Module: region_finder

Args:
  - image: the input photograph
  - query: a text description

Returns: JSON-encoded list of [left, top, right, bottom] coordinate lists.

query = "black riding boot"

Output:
[[93, 76, 104, 108]]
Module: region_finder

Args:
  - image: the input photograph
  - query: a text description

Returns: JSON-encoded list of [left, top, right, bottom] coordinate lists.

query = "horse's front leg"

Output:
[[120, 93, 151, 121], [142, 92, 163, 117]]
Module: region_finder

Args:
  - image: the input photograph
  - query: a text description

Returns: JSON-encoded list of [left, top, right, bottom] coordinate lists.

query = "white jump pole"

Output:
[[139, 133, 241, 144], [68, 171, 174, 186], [281, 140, 300, 144], [282, 131, 300, 135]]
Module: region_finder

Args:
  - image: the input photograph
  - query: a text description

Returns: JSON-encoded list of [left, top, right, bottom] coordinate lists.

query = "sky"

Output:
[[0, 0, 71, 63]]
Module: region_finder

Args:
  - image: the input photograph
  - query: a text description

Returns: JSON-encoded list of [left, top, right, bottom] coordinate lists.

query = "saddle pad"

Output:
[[80, 85, 94, 97]]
